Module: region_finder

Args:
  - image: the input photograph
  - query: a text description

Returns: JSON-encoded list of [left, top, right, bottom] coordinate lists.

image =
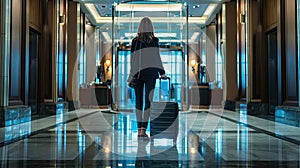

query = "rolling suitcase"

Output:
[[150, 77, 179, 144]]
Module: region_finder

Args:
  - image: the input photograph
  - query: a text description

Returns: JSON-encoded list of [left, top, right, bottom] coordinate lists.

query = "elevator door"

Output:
[[28, 30, 39, 114], [116, 47, 184, 110], [268, 30, 278, 115]]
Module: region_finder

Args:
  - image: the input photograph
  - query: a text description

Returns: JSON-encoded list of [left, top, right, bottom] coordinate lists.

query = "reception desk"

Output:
[[80, 85, 111, 108]]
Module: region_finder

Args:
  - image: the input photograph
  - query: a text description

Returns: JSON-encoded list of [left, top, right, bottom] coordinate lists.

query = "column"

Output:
[[67, 1, 80, 110], [224, 1, 238, 110], [0, 0, 11, 107]]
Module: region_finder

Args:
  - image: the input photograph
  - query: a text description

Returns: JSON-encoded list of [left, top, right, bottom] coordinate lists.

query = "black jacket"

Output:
[[129, 37, 165, 80]]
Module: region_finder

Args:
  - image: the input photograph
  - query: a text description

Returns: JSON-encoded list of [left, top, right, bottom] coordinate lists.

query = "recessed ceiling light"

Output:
[[193, 5, 200, 9]]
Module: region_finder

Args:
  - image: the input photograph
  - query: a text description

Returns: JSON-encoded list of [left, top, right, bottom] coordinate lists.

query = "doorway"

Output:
[[28, 29, 39, 115], [267, 29, 278, 115]]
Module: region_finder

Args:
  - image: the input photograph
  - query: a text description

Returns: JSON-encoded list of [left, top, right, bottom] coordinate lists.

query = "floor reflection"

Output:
[[85, 112, 207, 167], [1, 110, 300, 167], [45, 110, 300, 167]]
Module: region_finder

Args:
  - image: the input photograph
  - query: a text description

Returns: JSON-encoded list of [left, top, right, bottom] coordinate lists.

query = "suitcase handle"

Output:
[[160, 76, 170, 80], [159, 77, 171, 89]]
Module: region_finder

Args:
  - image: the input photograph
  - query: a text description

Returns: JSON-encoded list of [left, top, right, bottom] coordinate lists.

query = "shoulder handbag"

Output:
[[128, 41, 141, 88]]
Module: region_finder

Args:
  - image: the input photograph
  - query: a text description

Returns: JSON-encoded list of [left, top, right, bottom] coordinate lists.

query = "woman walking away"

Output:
[[128, 17, 166, 140]]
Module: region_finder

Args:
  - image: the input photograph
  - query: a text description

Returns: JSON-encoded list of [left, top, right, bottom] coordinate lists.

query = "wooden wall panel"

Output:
[[188, 43, 200, 83], [67, 1, 80, 101], [86, 26, 96, 83], [38, 0, 54, 101], [9, 0, 23, 105], [264, 0, 277, 30], [103, 44, 112, 82], [283, 0, 298, 105], [29, 0, 41, 31], [206, 25, 216, 83], [43, 0, 54, 100], [250, 0, 263, 100], [225, 2, 238, 101]]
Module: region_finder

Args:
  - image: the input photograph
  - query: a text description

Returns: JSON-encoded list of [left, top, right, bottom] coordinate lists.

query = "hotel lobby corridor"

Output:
[[1, 108, 300, 167], [2, 0, 300, 167]]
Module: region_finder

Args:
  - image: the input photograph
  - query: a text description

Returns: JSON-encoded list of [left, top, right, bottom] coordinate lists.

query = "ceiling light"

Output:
[[85, 3, 214, 25], [102, 32, 111, 41], [115, 4, 182, 12], [203, 4, 217, 16], [193, 5, 200, 9], [95, 17, 206, 24], [85, 4, 101, 20], [85, 3, 112, 23], [190, 32, 200, 42], [189, 17, 207, 24]]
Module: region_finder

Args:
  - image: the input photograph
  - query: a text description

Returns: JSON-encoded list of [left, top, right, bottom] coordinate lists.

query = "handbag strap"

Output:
[[138, 42, 141, 78]]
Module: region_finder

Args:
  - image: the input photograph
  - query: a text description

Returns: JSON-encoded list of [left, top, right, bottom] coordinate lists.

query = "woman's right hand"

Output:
[[161, 74, 166, 78]]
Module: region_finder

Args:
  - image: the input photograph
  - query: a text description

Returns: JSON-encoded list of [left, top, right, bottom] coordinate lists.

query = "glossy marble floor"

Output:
[[0, 108, 300, 167]]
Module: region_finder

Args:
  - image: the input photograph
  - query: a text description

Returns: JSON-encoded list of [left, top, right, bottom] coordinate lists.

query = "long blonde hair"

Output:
[[137, 17, 155, 43]]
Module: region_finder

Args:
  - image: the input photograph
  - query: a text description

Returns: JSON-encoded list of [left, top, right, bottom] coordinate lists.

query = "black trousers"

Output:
[[134, 78, 156, 129]]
